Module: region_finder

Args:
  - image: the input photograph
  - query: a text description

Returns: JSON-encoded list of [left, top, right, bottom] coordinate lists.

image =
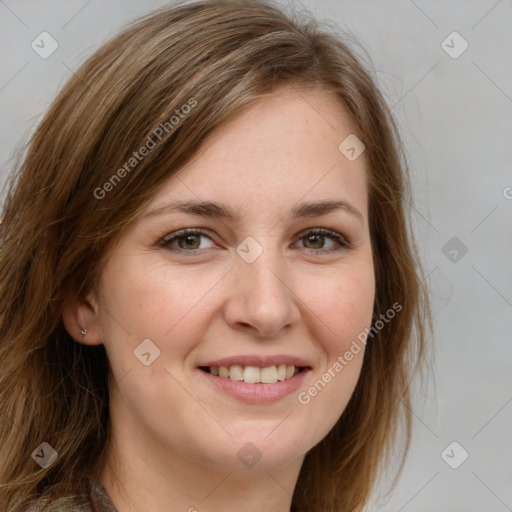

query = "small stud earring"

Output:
[[77, 310, 87, 336]]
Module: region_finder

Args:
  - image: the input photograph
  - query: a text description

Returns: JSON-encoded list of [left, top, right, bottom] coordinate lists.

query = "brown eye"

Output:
[[303, 234, 325, 249], [161, 229, 215, 253], [176, 234, 201, 250], [296, 229, 349, 253], [160, 227, 349, 256]]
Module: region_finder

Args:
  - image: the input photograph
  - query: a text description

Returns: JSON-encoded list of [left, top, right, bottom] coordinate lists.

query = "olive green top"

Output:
[[26, 477, 117, 512], [26, 477, 299, 511]]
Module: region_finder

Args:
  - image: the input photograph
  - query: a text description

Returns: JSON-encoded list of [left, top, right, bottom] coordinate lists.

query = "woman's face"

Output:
[[81, 86, 375, 472]]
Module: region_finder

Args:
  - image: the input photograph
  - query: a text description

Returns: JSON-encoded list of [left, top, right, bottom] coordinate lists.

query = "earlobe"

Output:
[[61, 294, 103, 346]]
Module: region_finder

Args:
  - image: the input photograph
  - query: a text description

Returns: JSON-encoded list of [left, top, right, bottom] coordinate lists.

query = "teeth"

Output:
[[243, 366, 260, 383], [229, 365, 244, 381], [207, 364, 300, 383], [260, 366, 278, 383]]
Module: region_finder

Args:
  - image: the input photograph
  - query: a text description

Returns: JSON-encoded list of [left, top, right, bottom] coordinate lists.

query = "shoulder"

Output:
[[26, 495, 93, 512], [25, 477, 116, 512]]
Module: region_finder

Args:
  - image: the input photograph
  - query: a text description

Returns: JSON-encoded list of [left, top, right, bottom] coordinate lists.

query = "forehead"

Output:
[[147, 86, 368, 223]]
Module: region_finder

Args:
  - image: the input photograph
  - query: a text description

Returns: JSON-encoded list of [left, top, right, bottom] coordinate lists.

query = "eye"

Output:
[[160, 227, 350, 256], [160, 228, 215, 254], [295, 228, 350, 253]]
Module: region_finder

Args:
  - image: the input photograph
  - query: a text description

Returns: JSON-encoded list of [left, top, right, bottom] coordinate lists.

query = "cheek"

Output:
[[101, 256, 206, 332], [303, 264, 375, 351], [291, 265, 374, 450], [98, 256, 228, 370]]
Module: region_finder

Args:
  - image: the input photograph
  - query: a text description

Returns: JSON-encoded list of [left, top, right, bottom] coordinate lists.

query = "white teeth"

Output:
[[260, 366, 278, 383], [207, 364, 300, 383], [277, 364, 287, 381], [243, 366, 260, 383], [229, 365, 244, 381]]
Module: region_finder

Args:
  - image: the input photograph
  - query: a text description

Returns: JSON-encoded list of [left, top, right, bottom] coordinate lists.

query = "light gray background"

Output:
[[1, 1, 511, 510]]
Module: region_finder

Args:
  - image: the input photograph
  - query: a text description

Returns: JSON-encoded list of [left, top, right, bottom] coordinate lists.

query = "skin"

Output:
[[62, 85, 375, 512]]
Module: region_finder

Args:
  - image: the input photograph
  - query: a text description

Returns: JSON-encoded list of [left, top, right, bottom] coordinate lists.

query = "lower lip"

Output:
[[196, 368, 310, 404]]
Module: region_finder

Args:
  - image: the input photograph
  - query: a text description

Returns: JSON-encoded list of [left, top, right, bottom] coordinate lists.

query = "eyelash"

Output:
[[159, 228, 350, 256]]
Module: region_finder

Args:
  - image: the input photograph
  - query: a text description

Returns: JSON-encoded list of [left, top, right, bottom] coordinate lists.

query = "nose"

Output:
[[223, 243, 301, 338]]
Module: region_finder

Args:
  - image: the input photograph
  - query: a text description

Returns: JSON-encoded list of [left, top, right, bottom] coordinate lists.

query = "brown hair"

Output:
[[0, 1, 432, 510]]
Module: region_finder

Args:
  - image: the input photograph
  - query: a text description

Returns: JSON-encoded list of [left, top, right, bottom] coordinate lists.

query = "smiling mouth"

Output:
[[198, 364, 307, 384]]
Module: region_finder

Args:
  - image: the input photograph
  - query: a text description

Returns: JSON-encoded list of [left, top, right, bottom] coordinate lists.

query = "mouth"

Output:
[[198, 364, 307, 384], [196, 355, 312, 403]]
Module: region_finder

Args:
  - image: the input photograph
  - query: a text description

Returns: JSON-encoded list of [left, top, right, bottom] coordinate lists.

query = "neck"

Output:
[[99, 445, 302, 512], [98, 413, 304, 512]]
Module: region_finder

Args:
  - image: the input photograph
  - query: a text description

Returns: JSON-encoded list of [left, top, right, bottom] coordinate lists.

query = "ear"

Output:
[[62, 290, 103, 346]]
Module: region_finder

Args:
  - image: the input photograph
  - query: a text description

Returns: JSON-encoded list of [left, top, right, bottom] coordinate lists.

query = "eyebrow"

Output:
[[143, 199, 364, 224]]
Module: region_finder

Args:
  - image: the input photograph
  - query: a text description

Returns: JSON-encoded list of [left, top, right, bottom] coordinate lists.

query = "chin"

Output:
[[200, 427, 312, 471]]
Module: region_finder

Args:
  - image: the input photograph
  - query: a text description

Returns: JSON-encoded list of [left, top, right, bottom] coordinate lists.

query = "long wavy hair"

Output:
[[0, 1, 432, 510]]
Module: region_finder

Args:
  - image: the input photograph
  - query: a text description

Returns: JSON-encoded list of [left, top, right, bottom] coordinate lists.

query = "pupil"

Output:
[[179, 235, 199, 249], [307, 235, 323, 248]]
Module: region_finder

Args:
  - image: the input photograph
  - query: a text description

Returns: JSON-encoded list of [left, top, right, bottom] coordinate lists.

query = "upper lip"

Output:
[[199, 354, 311, 368]]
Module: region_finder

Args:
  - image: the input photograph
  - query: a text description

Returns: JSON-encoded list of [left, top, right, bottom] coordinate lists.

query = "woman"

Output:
[[0, 0, 432, 510]]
